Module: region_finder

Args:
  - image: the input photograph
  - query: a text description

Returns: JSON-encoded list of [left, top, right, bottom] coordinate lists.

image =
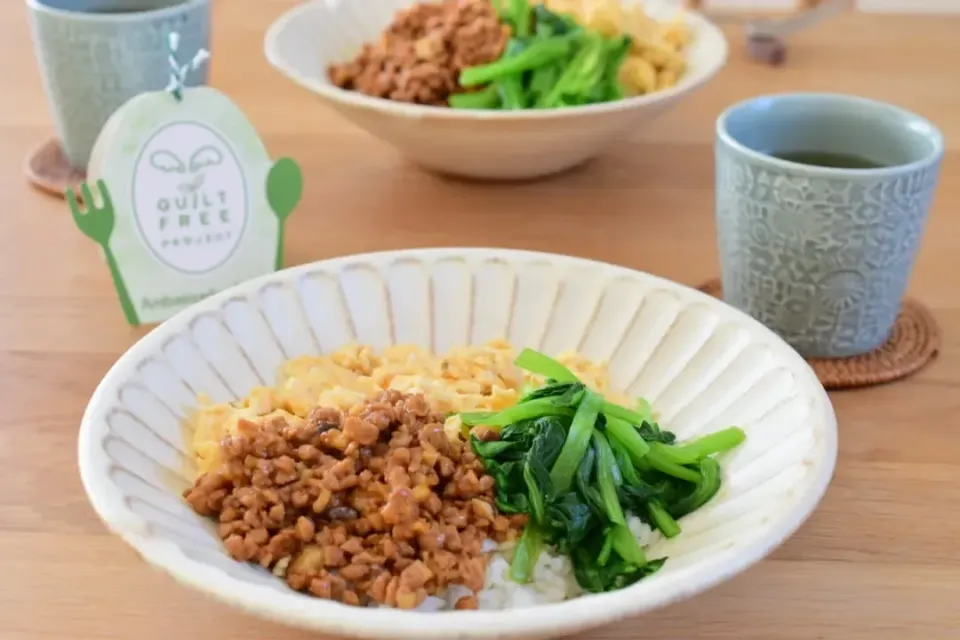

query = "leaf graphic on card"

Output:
[[189, 145, 224, 172], [150, 150, 187, 173]]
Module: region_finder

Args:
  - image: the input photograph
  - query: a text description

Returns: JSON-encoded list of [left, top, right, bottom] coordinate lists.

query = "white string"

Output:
[[165, 31, 210, 101]]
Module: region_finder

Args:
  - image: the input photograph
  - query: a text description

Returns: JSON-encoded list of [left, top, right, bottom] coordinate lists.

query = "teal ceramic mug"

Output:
[[716, 93, 943, 358], [27, 0, 211, 170]]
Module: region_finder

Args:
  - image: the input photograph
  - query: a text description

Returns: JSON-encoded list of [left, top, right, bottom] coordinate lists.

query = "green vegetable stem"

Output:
[[645, 444, 702, 483], [647, 500, 681, 538], [528, 63, 561, 106], [538, 31, 607, 108], [549, 391, 602, 494], [668, 457, 724, 519], [496, 0, 533, 39], [514, 347, 579, 382], [599, 35, 632, 102], [534, 4, 579, 36], [510, 524, 544, 583], [495, 39, 529, 109], [459, 37, 573, 87], [462, 347, 746, 593], [654, 427, 746, 465], [460, 397, 575, 427], [455, 4, 633, 110], [604, 415, 651, 463], [449, 84, 501, 109], [592, 431, 626, 525], [507, 0, 532, 37], [609, 523, 647, 566]]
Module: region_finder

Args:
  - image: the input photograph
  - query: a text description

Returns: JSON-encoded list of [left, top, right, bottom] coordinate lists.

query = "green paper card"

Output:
[[68, 43, 302, 326]]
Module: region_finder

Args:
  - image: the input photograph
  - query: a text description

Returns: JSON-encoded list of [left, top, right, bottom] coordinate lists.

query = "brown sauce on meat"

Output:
[[184, 390, 523, 609], [327, 0, 510, 105]]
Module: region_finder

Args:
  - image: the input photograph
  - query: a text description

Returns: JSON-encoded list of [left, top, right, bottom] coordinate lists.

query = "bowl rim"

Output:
[[25, 0, 209, 22], [717, 91, 946, 179], [78, 248, 837, 639], [262, 0, 729, 121]]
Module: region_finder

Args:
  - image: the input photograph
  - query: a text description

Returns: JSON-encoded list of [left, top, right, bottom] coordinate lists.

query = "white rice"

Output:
[[412, 516, 660, 611]]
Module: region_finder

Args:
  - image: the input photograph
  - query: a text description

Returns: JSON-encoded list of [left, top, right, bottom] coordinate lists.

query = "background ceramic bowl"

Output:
[[263, 0, 728, 180], [78, 248, 836, 640]]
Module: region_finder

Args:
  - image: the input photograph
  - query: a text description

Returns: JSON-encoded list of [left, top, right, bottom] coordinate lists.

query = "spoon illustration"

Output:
[[266, 158, 304, 270]]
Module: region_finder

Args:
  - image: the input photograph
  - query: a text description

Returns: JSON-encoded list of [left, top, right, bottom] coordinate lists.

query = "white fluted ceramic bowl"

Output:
[[78, 248, 836, 640], [263, 0, 728, 180]]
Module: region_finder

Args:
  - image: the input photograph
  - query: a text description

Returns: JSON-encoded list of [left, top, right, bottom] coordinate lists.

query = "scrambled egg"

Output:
[[189, 339, 627, 475]]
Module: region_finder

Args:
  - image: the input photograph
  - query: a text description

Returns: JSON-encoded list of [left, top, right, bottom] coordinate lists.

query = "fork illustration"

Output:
[[67, 180, 141, 326]]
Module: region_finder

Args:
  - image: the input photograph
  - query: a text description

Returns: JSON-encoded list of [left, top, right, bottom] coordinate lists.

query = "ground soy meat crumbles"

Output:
[[184, 390, 524, 609], [327, 0, 510, 105]]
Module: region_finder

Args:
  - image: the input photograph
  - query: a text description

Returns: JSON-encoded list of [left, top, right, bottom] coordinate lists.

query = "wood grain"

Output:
[[2, 1, 959, 638]]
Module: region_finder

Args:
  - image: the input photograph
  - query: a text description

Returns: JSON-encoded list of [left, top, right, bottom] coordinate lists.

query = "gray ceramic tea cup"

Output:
[[716, 93, 943, 358], [27, 0, 211, 170]]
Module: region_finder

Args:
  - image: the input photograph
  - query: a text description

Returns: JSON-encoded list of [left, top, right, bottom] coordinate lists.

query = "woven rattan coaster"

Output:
[[698, 278, 941, 390], [25, 138, 86, 199]]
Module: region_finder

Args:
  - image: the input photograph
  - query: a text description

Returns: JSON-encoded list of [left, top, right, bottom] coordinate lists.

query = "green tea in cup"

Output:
[[770, 150, 886, 170]]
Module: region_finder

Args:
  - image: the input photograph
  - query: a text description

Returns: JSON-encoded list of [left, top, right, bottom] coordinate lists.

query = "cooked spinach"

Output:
[[460, 398, 575, 427], [463, 348, 746, 594], [514, 347, 580, 382], [533, 3, 578, 36], [668, 457, 724, 519], [545, 491, 596, 553], [574, 544, 666, 594], [519, 380, 585, 404], [646, 499, 681, 538], [477, 416, 567, 517], [549, 391, 603, 494], [592, 431, 626, 525], [510, 524, 544, 583], [636, 420, 677, 444]]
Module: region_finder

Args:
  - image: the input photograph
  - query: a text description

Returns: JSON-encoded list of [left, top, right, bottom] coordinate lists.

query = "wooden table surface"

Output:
[[2, 1, 959, 638]]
